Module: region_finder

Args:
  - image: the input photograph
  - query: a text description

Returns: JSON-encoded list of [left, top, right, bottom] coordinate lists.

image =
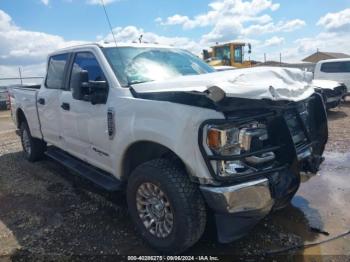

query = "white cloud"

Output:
[[275, 31, 350, 62], [200, 18, 243, 44], [0, 10, 85, 78], [159, 0, 280, 30], [242, 19, 305, 35], [104, 26, 203, 55], [317, 8, 350, 32], [0, 8, 204, 79], [157, 0, 305, 48], [264, 36, 284, 46], [40, 0, 49, 5], [87, 0, 117, 5], [277, 9, 350, 62], [279, 19, 306, 32]]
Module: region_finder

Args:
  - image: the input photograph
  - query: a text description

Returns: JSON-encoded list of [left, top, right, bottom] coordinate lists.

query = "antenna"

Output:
[[100, 0, 118, 46]]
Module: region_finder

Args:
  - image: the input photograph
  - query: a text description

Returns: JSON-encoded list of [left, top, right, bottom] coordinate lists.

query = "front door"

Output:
[[60, 51, 112, 172]]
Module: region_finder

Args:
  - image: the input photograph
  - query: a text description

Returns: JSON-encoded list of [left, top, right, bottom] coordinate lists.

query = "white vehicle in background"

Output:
[[312, 79, 347, 109], [314, 58, 350, 96], [0, 87, 9, 110], [9, 43, 328, 254]]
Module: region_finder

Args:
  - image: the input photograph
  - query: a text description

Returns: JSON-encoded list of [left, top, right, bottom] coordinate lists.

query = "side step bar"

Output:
[[45, 147, 122, 191]]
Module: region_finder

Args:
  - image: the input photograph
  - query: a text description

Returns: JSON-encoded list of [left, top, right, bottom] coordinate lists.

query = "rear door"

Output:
[[37, 53, 69, 146], [60, 51, 112, 172]]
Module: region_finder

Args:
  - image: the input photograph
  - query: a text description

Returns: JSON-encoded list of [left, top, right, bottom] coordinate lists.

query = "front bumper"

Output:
[[200, 178, 273, 214], [200, 178, 274, 243], [200, 172, 301, 243]]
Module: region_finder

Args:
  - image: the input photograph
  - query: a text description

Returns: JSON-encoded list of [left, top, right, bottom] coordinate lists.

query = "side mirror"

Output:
[[72, 70, 89, 101], [86, 81, 109, 105], [72, 70, 108, 104]]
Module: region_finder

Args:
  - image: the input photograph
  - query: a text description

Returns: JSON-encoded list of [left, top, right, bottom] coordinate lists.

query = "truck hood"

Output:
[[132, 67, 315, 102], [312, 79, 343, 90]]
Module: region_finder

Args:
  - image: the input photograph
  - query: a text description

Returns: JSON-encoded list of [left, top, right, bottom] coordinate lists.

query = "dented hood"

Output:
[[132, 66, 315, 102]]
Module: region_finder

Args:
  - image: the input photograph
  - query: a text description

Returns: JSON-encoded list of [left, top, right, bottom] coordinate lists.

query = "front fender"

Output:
[[111, 97, 224, 183]]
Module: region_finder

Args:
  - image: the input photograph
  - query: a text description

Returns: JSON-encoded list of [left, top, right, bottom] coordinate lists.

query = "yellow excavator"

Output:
[[203, 42, 253, 68]]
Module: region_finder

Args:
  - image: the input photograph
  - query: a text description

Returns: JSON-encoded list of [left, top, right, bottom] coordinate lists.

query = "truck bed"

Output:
[[9, 85, 42, 139]]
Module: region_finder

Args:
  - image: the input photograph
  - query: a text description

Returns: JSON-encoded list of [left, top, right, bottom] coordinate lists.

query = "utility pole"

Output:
[[139, 34, 143, 44], [280, 53, 282, 66], [264, 53, 266, 63], [18, 67, 23, 85]]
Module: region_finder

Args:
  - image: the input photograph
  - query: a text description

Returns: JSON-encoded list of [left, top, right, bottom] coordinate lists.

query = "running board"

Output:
[[45, 147, 122, 191]]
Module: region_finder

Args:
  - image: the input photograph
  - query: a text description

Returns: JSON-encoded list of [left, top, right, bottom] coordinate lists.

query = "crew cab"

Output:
[[9, 43, 328, 254]]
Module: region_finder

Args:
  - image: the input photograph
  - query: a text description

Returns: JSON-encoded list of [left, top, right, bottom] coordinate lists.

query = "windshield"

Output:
[[103, 47, 215, 86]]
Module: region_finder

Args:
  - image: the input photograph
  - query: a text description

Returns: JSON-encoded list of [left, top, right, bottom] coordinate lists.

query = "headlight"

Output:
[[205, 122, 275, 177], [206, 122, 267, 154], [207, 125, 241, 155]]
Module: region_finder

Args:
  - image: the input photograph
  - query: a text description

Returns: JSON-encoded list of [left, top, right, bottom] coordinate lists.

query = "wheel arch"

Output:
[[121, 140, 187, 181], [16, 108, 27, 128]]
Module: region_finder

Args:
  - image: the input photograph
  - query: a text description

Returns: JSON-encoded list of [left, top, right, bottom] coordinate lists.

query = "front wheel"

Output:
[[20, 122, 46, 162], [127, 159, 206, 254]]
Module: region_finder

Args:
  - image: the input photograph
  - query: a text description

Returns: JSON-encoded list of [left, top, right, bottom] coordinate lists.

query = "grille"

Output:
[[284, 100, 312, 158]]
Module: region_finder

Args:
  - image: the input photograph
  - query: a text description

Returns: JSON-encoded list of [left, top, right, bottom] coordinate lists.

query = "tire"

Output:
[[20, 121, 46, 162], [127, 158, 206, 254]]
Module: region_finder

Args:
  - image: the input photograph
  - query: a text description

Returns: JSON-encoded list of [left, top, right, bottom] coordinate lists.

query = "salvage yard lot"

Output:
[[0, 104, 350, 258]]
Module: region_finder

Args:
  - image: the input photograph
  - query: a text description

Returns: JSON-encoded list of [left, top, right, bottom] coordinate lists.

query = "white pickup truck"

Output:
[[9, 43, 328, 254], [314, 58, 350, 96]]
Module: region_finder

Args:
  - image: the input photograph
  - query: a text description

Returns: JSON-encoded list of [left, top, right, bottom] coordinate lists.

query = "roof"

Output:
[[211, 42, 247, 48], [317, 57, 350, 63], [320, 52, 350, 58], [50, 42, 175, 56], [302, 51, 350, 63]]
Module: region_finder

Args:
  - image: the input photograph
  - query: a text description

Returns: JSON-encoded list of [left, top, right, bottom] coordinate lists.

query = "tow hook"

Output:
[[303, 155, 325, 173]]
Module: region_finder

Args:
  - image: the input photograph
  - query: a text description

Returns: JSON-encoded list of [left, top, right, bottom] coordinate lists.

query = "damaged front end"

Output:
[[130, 84, 328, 244], [198, 93, 328, 243]]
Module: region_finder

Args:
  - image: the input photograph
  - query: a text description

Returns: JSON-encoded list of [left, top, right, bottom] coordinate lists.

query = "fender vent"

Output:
[[107, 108, 115, 139]]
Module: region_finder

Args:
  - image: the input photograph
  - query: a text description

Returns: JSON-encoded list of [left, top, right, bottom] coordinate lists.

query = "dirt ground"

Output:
[[0, 104, 350, 260]]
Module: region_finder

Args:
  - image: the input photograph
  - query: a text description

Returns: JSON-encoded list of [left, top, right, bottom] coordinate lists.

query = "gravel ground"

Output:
[[326, 102, 350, 152], [0, 103, 350, 260]]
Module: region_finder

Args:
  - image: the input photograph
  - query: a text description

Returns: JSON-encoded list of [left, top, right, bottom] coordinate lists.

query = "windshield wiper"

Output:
[[128, 79, 154, 86]]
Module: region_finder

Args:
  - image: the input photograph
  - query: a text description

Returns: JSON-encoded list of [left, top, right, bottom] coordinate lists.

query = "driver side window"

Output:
[[69, 52, 106, 90]]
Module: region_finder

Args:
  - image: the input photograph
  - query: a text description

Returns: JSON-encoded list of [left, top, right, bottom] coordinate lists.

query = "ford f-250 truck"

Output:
[[9, 43, 328, 254]]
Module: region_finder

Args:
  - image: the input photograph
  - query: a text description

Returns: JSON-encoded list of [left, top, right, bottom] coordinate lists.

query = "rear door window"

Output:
[[320, 61, 350, 73], [46, 53, 69, 89]]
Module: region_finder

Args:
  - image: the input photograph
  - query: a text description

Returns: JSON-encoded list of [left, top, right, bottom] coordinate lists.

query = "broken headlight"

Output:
[[205, 122, 275, 177]]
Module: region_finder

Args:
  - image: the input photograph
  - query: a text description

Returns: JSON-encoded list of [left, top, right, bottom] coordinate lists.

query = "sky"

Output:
[[1, 0, 350, 79]]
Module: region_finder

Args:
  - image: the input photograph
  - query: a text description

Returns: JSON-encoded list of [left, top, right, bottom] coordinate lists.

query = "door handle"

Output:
[[37, 98, 45, 105], [61, 102, 70, 111]]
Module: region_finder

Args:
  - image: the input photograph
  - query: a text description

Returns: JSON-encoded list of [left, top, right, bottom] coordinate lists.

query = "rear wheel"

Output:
[[127, 158, 206, 254], [20, 122, 46, 162]]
